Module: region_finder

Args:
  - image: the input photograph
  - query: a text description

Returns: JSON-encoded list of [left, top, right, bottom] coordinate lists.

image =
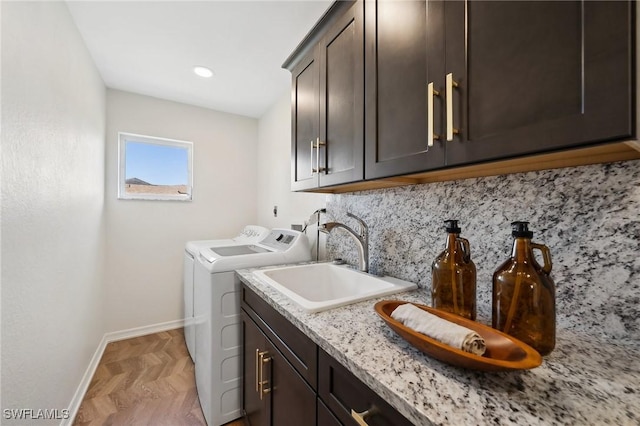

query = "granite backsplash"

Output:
[[325, 159, 640, 345]]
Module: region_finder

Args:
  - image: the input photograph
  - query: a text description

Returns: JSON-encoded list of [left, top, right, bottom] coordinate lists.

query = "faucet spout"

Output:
[[320, 213, 369, 273]]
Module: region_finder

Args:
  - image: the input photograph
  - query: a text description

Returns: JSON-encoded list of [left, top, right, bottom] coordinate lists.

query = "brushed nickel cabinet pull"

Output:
[[446, 73, 460, 141], [351, 406, 379, 426], [427, 82, 441, 147]]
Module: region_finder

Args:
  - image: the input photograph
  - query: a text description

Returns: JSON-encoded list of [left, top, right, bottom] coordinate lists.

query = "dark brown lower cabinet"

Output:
[[242, 311, 316, 426], [241, 284, 414, 426], [243, 311, 268, 426]]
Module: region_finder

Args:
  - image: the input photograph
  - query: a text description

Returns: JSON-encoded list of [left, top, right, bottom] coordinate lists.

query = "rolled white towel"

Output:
[[391, 303, 486, 356]]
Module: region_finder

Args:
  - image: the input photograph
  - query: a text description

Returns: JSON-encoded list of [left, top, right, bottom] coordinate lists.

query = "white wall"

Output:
[[104, 90, 259, 332], [257, 92, 326, 258], [0, 0, 4, 410], [1, 1, 106, 422]]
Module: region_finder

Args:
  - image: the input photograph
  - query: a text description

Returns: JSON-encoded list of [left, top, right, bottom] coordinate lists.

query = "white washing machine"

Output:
[[183, 225, 269, 362], [194, 229, 310, 426]]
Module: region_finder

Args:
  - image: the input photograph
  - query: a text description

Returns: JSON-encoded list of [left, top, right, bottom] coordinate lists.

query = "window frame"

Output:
[[117, 132, 194, 201]]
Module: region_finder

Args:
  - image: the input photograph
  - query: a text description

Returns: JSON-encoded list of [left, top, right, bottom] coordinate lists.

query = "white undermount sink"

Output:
[[252, 263, 417, 313]]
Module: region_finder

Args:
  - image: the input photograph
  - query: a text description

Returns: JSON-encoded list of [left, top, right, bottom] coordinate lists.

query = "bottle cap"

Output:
[[445, 219, 461, 234], [511, 221, 533, 238]]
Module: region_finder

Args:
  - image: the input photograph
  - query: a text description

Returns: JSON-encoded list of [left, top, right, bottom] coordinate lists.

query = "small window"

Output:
[[118, 132, 193, 201]]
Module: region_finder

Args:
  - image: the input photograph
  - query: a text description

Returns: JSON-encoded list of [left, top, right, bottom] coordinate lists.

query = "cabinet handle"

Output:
[[351, 406, 379, 426], [311, 138, 326, 173], [258, 351, 271, 400], [309, 140, 315, 175], [427, 82, 440, 147], [255, 349, 260, 392], [446, 73, 460, 141], [315, 137, 321, 174]]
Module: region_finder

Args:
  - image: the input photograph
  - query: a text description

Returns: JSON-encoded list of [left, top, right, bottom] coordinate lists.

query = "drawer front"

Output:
[[242, 285, 318, 389], [318, 350, 414, 426]]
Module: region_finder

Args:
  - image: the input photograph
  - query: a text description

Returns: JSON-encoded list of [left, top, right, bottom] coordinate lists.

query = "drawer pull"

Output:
[[351, 406, 379, 426], [446, 73, 460, 141], [258, 351, 271, 400], [427, 82, 440, 147]]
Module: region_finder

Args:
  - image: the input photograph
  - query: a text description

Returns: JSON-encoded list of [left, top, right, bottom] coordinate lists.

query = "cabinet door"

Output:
[[364, 0, 446, 179], [243, 309, 317, 426], [243, 312, 269, 426], [445, 0, 634, 166], [267, 338, 317, 425], [291, 48, 320, 191], [318, 0, 364, 187]]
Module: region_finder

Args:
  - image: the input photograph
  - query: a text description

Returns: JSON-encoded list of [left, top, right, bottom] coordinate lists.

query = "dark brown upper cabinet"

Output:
[[366, 0, 634, 179], [288, 1, 364, 190], [442, 0, 635, 166], [286, 0, 636, 192], [290, 48, 320, 191], [364, 0, 446, 179]]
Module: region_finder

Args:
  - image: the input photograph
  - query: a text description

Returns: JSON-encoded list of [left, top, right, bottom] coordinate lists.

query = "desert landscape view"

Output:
[[124, 178, 189, 196]]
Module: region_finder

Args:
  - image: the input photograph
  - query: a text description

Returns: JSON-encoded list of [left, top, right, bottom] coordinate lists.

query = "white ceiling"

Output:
[[66, 1, 332, 118]]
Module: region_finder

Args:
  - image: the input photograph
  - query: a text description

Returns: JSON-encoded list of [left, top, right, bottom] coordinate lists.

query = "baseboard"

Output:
[[62, 334, 108, 426], [102, 318, 185, 345], [62, 319, 186, 426]]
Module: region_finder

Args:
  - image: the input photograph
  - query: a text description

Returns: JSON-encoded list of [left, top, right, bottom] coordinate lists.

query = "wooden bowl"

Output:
[[374, 300, 542, 371]]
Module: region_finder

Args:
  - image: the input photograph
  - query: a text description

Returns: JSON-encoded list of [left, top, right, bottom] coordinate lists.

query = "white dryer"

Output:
[[183, 225, 269, 362], [194, 229, 310, 426]]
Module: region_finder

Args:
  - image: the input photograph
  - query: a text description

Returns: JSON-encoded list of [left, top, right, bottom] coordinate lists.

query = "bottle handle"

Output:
[[457, 237, 471, 262], [532, 243, 552, 274]]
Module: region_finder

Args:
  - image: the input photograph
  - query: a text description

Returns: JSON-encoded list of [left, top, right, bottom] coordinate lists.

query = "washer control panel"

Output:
[[259, 229, 304, 252], [236, 225, 270, 241]]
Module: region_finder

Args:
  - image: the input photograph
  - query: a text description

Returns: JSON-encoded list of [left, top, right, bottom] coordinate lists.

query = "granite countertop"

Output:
[[237, 266, 640, 426]]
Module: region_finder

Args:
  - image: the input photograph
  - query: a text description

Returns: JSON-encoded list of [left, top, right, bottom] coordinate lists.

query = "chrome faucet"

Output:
[[320, 212, 369, 273]]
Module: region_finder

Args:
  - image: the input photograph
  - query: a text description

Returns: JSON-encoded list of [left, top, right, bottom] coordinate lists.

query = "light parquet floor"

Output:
[[74, 328, 245, 426]]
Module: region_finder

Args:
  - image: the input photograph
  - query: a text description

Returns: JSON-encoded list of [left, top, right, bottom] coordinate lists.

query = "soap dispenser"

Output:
[[492, 221, 556, 355], [431, 220, 477, 320]]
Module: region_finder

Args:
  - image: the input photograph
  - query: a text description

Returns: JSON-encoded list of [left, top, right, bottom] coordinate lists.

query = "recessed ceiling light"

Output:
[[193, 66, 213, 78]]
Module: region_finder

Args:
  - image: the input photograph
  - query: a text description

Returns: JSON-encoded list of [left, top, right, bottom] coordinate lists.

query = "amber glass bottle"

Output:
[[431, 220, 477, 320], [492, 222, 556, 355]]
